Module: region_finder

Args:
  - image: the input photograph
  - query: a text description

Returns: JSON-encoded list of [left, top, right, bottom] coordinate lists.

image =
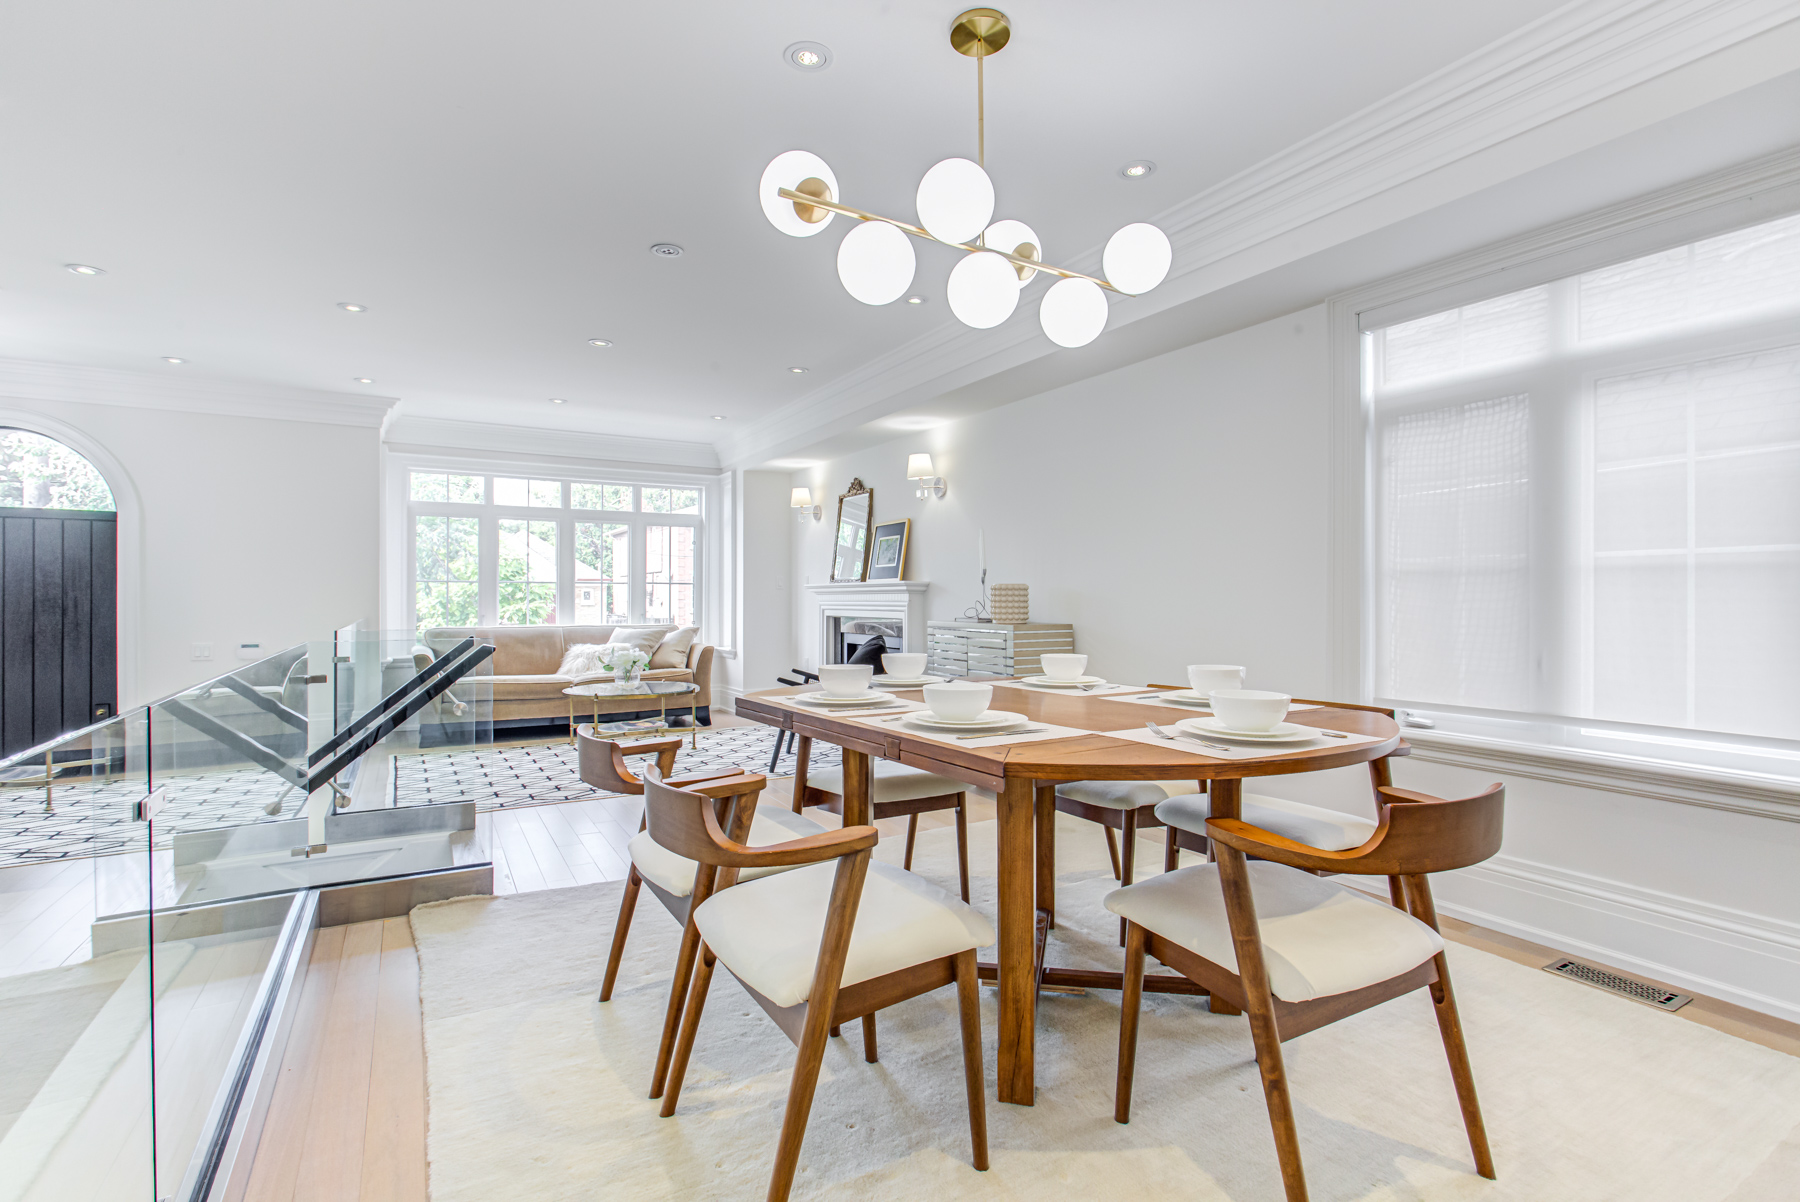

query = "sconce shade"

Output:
[[791, 488, 813, 507], [906, 454, 935, 480], [947, 249, 1020, 329], [915, 157, 995, 245]]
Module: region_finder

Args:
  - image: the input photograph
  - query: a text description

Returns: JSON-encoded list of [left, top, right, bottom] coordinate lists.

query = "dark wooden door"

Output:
[[0, 508, 117, 758]]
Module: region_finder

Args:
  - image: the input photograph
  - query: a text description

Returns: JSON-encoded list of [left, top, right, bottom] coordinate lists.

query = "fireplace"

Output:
[[833, 618, 904, 665], [804, 581, 930, 670]]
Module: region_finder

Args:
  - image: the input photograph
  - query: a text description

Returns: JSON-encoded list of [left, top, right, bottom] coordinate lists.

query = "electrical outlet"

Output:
[[191, 642, 213, 660]]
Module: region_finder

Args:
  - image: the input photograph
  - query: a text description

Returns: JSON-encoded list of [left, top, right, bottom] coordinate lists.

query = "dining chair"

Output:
[[792, 735, 972, 901], [1109, 782, 1505, 1202], [582, 729, 828, 1099], [646, 772, 992, 1202]]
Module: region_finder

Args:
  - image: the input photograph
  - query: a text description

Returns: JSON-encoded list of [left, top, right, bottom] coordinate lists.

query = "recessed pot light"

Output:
[[785, 41, 832, 71], [162, 357, 186, 364], [353, 377, 374, 384], [66, 263, 105, 276], [337, 302, 368, 312], [712, 414, 727, 420], [1120, 160, 1156, 179], [587, 338, 613, 347], [649, 243, 683, 258], [788, 366, 809, 374], [905, 295, 925, 304], [549, 397, 567, 404]]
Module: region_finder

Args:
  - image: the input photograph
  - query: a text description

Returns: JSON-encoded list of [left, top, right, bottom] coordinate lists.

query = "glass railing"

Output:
[[0, 627, 497, 1202]]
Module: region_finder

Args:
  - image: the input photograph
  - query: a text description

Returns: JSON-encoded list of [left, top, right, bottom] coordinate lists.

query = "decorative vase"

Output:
[[615, 665, 642, 686]]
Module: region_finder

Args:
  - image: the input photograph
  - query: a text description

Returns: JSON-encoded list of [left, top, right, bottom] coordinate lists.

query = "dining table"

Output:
[[733, 679, 1405, 1106]]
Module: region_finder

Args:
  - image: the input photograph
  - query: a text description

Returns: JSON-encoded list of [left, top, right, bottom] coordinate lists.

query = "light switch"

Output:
[[191, 642, 213, 660]]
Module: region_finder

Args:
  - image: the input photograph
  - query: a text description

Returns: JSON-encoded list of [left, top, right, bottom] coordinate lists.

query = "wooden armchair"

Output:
[[1110, 782, 1504, 1202], [582, 729, 827, 1100], [645, 772, 992, 1202]]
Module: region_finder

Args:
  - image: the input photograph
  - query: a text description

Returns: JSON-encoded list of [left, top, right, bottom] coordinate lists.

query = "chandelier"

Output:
[[757, 8, 1172, 348]]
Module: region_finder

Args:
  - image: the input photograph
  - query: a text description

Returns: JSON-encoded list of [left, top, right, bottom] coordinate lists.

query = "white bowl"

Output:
[[1187, 664, 1245, 694], [882, 652, 927, 678], [1039, 653, 1088, 681], [817, 663, 873, 697], [923, 680, 993, 721], [1208, 688, 1290, 733]]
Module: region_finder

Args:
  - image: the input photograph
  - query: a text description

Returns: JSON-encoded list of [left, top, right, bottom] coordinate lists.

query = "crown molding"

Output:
[[383, 414, 721, 471], [719, 0, 1800, 468], [0, 356, 396, 427]]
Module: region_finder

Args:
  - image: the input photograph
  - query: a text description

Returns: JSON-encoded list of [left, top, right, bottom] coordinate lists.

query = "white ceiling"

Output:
[[2, 0, 1581, 448]]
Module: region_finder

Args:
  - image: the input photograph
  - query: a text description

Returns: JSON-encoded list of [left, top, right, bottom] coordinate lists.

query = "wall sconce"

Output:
[[791, 487, 821, 523], [907, 453, 946, 499]]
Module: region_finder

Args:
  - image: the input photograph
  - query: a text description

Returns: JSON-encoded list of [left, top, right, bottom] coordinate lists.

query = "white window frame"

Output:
[[391, 456, 717, 639], [1327, 149, 1800, 794]]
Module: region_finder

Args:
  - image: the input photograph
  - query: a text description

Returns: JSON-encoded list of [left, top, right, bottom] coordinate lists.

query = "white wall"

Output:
[[761, 305, 1800, 1021], [0, 394, 380, 705], [722, 470, 795, 710]]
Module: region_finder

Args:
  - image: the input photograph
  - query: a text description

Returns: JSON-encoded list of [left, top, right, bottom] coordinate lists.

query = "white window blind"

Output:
[[1367, 211, 1800, 745]]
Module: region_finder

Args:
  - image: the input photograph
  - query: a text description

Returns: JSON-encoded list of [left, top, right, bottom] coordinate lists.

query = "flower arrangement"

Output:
[[602, 645, 651, 683]]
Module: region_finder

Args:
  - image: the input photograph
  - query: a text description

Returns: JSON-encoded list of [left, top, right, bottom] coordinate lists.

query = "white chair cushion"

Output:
[[1104, 862, 1444, 1002], [808, 760, 964, 804], [628, 805, 826, 899], [1155, 792, 1377, 852], [1056, 778, 1200, 811], [695, 860, 996, 1008]]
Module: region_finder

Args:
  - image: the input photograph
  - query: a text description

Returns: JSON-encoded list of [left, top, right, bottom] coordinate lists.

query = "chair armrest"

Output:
[[791, 669, 819, 683], [1378, 785, 1437, 805], [1204, 817, 1381, 875], [711, 823, 879, 868], [619, 736, 684, 777], [674, 772, 766, 799]]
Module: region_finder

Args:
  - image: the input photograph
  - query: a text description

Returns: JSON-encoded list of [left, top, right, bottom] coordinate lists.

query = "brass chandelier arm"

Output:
[[777, 186, 1130, 295]]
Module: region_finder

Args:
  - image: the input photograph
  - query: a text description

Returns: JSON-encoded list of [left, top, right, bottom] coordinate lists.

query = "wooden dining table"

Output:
[[733, 680, 1404, 1107]]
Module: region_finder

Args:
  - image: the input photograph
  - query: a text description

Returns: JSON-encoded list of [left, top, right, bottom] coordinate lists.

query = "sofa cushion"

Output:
[[650, 625, 699, 669], [423, 626, 562, 676], [608, 626, 672, 655], [484, 674, 576, 701]]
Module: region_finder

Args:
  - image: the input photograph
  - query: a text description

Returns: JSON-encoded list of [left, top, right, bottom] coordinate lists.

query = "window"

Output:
[[1366, 212, 1800, 744], [406, 476, 704, 636], [0, 430, 114, 511]]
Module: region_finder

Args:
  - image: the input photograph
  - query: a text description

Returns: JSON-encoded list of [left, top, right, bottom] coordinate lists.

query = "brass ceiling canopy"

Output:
[[950, 8, 1011, 58], [757, 8, 1172, 347]]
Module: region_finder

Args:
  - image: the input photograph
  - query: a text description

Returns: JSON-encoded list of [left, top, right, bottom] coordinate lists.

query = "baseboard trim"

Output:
[[1431, 854, 1800, 1024]]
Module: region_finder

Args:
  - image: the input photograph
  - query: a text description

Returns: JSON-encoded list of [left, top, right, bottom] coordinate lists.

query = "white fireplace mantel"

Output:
[[804, 580, 930, 664]]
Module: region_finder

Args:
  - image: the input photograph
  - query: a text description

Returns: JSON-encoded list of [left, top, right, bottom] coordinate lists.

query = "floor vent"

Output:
[[1543, 958, 1691, 1012]]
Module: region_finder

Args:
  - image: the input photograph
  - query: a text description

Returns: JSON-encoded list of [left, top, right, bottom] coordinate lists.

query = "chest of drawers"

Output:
[[925, 621, 1076, 679]]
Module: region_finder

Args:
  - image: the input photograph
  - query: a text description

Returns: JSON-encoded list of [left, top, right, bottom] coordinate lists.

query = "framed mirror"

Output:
[[830, 479, 873, 582]]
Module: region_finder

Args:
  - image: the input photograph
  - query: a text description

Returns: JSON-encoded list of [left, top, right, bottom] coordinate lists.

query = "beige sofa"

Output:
[[414, 625, 714, 731]]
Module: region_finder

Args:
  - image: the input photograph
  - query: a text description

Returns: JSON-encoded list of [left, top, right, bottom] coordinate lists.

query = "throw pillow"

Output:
[[650, 625, 700, 669], [557, 643, 615, 680], [846, 635, 887, 666], [608, 626, 670, 655]]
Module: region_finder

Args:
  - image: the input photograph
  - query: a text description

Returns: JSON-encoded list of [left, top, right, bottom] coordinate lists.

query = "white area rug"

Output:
[[411, 813, 1800, 1201]]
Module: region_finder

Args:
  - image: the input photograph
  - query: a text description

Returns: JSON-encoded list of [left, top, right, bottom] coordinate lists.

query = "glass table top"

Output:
[[563, 680, 700, 698]]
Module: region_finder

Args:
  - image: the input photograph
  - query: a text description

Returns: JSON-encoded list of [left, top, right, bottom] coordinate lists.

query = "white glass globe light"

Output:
[[836, 221, 916, 305], [946, 250, 1020, 329], [1038, 277, 1108, 347], [759, 150, 839, 238], [980, 219, 1041, 287], [916, 158, 995, 245], [1102, 222, 1173, 294]]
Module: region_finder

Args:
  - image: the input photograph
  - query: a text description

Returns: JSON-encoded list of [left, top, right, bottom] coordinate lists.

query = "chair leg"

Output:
[[1104, 825, 1122, 880], [1118, 809, 1139, 945], [659, 944, 718, 1118], [903, 813, 919, 871], [768, 731, 784, 774], [1164, 825, 1180, 873], [1388, 875, 1407, 909], [1115, 920, 1147, 1124], [650, 909, 705, 1099], [954, 795, 971, 903], [952, 950, 989, 1171], [861, 1013, 878, 1063], [598, 865, 641, 1002], [1406, 875, 1495, 1179]]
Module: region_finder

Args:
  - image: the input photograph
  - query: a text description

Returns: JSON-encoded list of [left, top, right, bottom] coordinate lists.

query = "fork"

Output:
[[1144, 721, 1233, 752]]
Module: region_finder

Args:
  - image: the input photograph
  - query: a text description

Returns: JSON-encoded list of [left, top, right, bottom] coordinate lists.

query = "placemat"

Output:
[[848, 711, 1097, 749], [989, 680, 1153, 696], [1100, 723, 1388, 762], [1108, 692, 1323, 714], [755, 693, 927, 718]]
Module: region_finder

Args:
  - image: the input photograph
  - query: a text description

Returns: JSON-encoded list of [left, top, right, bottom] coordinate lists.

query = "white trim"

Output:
[[803, 581, 931, 665], [0, 358, 394, 428], [720, 1, 1800, 469], [385, 415, 719, 472], [1428, 854, 1800, 1023], [0, 405, 143, 706]]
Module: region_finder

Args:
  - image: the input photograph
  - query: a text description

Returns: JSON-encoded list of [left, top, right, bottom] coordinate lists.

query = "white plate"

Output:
[[794, 692, 898, 707], [903, 710, 1028, 732], [871, 674, 945, 687], [1177, 717, 1324, 743], [1152, 690, 1213, 706], [1021, 675, 1106, 687]]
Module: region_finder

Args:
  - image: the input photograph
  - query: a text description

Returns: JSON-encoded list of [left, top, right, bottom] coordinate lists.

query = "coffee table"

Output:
[[563, 681, 702, 748]]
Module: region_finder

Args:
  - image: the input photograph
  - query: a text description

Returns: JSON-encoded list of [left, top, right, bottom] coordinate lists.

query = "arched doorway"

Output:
[[0, 429, 118, 758]]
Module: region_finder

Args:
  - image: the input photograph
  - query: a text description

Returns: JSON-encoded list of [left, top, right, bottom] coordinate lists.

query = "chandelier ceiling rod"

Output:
[[775, 186, 1128, 294]]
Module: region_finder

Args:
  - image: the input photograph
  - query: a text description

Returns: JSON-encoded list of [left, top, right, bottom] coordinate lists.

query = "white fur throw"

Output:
[[558, 643, 623, 680]]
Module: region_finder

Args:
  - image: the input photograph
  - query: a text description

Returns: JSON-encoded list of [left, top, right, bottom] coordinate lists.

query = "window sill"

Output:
[[1401, 727, 1800, 823]]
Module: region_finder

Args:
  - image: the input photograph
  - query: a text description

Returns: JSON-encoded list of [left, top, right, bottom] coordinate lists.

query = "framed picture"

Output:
[[867, 518, 910, 580]]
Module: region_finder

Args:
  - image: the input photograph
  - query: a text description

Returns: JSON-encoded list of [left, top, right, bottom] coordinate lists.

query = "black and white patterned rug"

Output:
[[391, 725, 835, 812]]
